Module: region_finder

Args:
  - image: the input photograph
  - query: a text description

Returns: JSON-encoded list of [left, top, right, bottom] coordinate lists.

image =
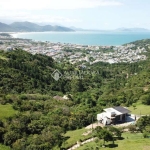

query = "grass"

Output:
[[0, 55, 8, 61], [128, 103, 150, 115], [0, 104, 17, 120], [62, 128, 93, 149], [0, 144, 10, 150], [77, 132, 150, 150], [61, 102, 150, 149]]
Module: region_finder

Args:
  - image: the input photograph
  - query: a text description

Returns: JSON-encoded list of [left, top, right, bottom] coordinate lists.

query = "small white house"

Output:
[[6, 47, 13, 51], [97, 106, 130, 126]]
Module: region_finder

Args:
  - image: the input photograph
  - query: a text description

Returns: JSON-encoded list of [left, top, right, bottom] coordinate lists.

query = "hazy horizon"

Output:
[[0, 0, 150, 30]]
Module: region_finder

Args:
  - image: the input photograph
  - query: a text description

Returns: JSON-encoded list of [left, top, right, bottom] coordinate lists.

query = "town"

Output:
[[0, 34, 147, 65]]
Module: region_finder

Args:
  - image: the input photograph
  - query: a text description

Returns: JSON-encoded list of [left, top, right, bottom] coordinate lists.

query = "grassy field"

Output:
[[0, 104, 17, 120], [128, 103, 150, 115], [0, 144, 10, 150], [62, 102, 150, 149], [62, 128, 93, 149], [77, 132, 150, 150]]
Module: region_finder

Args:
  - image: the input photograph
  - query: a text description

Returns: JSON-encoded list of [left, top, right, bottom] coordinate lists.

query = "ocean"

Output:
[[12, 31, 150, 46]]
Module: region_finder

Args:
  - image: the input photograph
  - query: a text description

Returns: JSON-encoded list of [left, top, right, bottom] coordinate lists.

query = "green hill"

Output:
[[0, 39, 150, 149], [0, 49, 68, 94]]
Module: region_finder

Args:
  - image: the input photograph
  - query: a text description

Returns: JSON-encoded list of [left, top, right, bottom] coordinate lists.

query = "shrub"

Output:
[[128, 125, 137, 133]]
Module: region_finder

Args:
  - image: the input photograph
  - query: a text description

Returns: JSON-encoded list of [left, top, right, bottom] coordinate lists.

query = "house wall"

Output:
[[122, 114, 126, 121], [115, 114, 127, 123], [120, 115, 123, 121], [115, 115, 120, 122]]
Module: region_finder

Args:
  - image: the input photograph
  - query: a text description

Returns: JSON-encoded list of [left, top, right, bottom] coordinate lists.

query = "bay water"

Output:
[[13, 31, 150, 46]]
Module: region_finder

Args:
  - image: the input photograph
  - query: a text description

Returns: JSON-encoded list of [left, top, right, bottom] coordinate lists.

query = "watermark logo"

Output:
[[51, 69, 62, 81], [51, 69, 100, 81]]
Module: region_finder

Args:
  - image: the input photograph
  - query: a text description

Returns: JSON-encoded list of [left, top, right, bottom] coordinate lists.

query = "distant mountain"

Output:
[[10, 21, 42, 32], [1, 21, 149, 32], [40, 25, 73, 31], [115, 28, 150, 32], [0, 21, 74, 32], [52, 25, 75, 31], [70, 26, 150, 32], [70, 26, 104, 32], [70, 26, 85, 31], [0, 22, 15, 32]]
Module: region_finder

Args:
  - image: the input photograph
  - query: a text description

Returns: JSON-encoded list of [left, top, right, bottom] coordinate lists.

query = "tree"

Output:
[[108, 126, 122, 138], [4, 131, 21, 145], [143, 131, 149, 138], [96, 128, 114, 145], [70, 79, 84, 93], [142, 125, 150, 138], [132, 103, 136, 110], [140, 94, 150, 105], [136, 116, 150, 131]]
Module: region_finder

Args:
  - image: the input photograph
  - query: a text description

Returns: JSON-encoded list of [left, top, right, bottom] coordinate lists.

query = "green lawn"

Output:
[[77, 133, 150, 150], [0, 144, 10, 150], [62, 128, 93, 149], [128, 103, 150, 115], [0, 104, 17, 120]]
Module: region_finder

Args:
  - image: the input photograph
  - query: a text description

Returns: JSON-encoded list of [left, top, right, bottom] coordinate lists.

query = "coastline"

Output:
[[0, 32, 148, 64], [4, 31, 150, 47]]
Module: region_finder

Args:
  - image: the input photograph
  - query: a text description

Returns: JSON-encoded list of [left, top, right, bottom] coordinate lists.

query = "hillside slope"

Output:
[[0, 21, 74, 32], [0, 49, 67, 94], [0, 39, 150, 149], [0, 22, 15, 32]]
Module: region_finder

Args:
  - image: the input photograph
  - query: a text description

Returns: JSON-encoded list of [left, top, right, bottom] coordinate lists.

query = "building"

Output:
[[6, 47, 13, 51], [97, 106, 130, 126]]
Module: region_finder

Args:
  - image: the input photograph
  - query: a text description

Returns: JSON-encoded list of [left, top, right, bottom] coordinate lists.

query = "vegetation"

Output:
[[62, 128, 92, 149], [0, 104, 17, 120], [0, 39, 150, 149], [136, 115, 150, 138], [0, 144, 10, 150], [77, 133, 150, 150], [94, 126, 122, 146], [128, 103, 150, 115]]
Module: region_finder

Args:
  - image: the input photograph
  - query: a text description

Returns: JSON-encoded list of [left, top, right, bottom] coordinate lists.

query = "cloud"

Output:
[[0, 12, 81, 24], [29, 16, 82, 24], [0, 0, 123, 25], [0, 0, 123, 10]]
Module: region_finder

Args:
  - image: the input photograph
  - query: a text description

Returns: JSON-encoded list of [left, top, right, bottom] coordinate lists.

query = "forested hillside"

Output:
[[0, 39, 150, 149]]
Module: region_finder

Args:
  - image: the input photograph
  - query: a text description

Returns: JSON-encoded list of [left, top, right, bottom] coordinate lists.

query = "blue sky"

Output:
[[0, 0, 150, 29]]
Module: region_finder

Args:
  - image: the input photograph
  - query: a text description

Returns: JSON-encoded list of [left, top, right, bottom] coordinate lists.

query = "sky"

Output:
[[0, 0, 150, 29]]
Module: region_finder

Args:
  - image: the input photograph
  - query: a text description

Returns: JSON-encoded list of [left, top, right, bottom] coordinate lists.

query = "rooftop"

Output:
[[113, 106, 130, 114], [104, 106, 130, 115]]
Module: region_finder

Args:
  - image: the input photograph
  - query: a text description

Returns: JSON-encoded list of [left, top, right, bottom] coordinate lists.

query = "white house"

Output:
[[97, 106, 130, 126]]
